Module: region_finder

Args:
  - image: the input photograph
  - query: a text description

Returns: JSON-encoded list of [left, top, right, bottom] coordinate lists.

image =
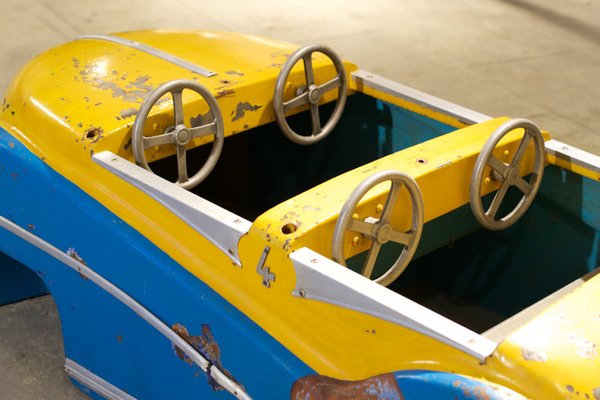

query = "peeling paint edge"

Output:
[[0, 215, 250, 400]]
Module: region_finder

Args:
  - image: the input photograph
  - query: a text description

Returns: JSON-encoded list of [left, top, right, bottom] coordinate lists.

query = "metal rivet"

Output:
[[352, 236, 360, 246], [352, 213, 359, 220], [310, 258, 319, 264], [152, 122, 159, 131], [468, 339, 476, 345], [503, 150, 510, 158], [233, 219, 242, 224], [228, 248, 235, 256], [299, 289, 306, 297], [376, 204, 383, 214], [484, 177, 491, 185]]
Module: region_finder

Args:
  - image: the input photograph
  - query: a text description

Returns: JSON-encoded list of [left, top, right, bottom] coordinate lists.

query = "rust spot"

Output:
[[231, 102, 262, 122], [8, 142, 14, 148], [84, 127, 104, 144], [66, 248, 89, 280], [291, 373, 403, 400], [72, 57, 80, 69], [27, 224, 35, 231], [243, 124, 249, 129], [116, 335, 123, 343], [172, 323, 243, 392], [10, 172, 18, 180]]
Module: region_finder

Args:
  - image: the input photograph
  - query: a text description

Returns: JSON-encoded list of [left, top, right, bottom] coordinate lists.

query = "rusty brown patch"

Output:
[[172, 323, 243, 392], [27, 224, 35, 231], [291, 373, 403, 400], [66, 248, 88, 280], [84, 127, 104, 144], [8, 142, 15, 148], [116, 335, 123, 343]]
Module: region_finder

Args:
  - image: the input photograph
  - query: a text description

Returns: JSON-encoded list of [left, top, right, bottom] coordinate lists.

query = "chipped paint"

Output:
[[78, 63, 154, 103], [291, 373, 403, 400], [172, 323, 242, 392], [521, 347, 548, 362], [593, 387, 600, 400], [119, 108, 138, 119], [216, 89, 235, 99], [225, 70, 244, 76], [569, 332, 598, 359], [66, 248, 89, 280], [231, 102, 262, 122]]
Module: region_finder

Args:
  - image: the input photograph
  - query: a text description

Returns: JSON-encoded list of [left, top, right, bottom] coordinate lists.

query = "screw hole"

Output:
[[281, 223, 298, 234], [417, 158, 426, 164]]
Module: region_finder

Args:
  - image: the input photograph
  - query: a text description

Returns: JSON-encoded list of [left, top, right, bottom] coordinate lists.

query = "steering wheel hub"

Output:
[[506, 165, 520, 185], [175, 127, 191, 145], [375, 223, 393, 244], [308, 85, 322, 105]]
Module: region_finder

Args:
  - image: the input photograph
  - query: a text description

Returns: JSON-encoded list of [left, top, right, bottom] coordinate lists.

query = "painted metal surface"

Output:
[[0, 127, 313, 398], [77, 34, 217, 77], [3, 29, 600, 399]]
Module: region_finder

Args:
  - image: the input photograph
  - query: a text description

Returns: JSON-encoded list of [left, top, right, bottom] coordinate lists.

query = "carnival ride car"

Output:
[[1, 30, 600, 399]]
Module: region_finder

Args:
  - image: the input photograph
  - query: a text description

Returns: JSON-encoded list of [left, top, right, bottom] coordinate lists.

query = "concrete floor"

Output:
[[0, 0, 599, 398]]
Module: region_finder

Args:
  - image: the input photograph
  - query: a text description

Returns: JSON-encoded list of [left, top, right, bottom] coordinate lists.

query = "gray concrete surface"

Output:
[[0, 0, 599, 398]]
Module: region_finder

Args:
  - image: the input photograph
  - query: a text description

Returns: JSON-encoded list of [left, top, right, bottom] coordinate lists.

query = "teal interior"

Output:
[[152, 92, 600, 334]]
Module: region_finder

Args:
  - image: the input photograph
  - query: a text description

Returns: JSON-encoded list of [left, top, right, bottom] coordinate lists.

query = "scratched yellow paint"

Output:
[[2, 30, 598, 399]]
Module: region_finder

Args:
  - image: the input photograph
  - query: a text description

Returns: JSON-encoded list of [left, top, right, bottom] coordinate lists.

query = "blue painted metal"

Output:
[[0, 126, 313, 399], [395, 370, 520, 399]]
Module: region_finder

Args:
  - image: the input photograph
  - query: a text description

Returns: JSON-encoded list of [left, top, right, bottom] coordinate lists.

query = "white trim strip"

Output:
[[65, 358, 137, 400], [290, 247, 498, 361], [545, 139, 600, 174], [77, 34, 217, 77], [352, 70, 491, 125], [93, 151, 251, 266], [0, 215, 251, 400]]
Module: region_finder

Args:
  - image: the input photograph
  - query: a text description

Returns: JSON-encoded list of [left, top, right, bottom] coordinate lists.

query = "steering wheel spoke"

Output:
[[319, 75, 341, 94], [283, 92, 309, 113], [309, 104, 321, 135], [515, 176, 533, 195], [332, 170, 424, 287], [143, 132, 174, 149], [512, 132, 532, 166], [361, 242, 382, 279], [348, 218, 377, 237], [176, 144, 188, 182], [470, 118, 545, 230], [190, 121, 217, 138], [302, 55, 316, 87], [132, 79, 225, 190], [273, 44, 347, 145], [486, 155, 508, 178], [389, 230, 414, 246], [486, 182, 509, 219], [171, 89, 185, 126]]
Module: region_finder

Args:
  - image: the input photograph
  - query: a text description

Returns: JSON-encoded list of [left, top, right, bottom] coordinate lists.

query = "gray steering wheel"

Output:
[[470, 118, 545, 230], [273, 44, 347, 145], [332, 170, 424, 286], [132, 79, 224, 190]]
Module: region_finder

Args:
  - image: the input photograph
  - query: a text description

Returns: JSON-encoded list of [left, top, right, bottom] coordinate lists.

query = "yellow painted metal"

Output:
[[4, 30, 600, 399]]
